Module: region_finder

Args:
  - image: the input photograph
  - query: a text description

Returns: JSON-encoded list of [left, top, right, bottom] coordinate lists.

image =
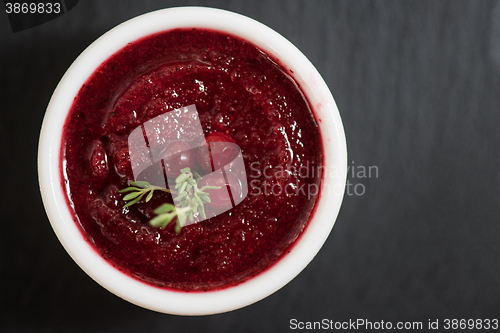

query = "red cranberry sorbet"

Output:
[[61, 29, 323, 291]]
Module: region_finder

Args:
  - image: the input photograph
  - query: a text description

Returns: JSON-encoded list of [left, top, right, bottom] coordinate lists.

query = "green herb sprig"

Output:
[[119, 181, 172, 208], [149, 203, 192, 234], [120, 168, 220, 233]]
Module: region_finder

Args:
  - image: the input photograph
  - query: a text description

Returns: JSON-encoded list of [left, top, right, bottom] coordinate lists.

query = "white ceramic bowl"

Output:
[[38, 7, 347, 315]]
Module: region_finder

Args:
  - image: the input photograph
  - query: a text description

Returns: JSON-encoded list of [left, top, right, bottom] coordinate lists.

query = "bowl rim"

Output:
[[38, 6, 347, 315]]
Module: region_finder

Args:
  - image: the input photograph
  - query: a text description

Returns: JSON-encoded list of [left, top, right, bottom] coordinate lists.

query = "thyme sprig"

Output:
[[118, 181, 172, 208], [119, 168, 220, 233], [149, 203, 192, 234]]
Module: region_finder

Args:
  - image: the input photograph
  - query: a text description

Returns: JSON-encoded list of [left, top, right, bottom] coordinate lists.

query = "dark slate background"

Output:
[[2, 1, 500, 332]]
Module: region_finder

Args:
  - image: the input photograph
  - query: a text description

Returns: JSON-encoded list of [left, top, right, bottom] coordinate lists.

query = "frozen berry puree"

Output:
[[61, 29, 323, 291]]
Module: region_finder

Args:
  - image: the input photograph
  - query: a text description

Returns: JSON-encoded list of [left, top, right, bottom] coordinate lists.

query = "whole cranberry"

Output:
[[89, 140, 109, 179], [197, 170, 244, 210], [196, 132, 239, 173], [160, 140, 195, 179]]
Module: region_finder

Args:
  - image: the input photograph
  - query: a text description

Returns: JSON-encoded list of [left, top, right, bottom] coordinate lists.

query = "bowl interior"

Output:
[[38, 6, 347, 315]]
